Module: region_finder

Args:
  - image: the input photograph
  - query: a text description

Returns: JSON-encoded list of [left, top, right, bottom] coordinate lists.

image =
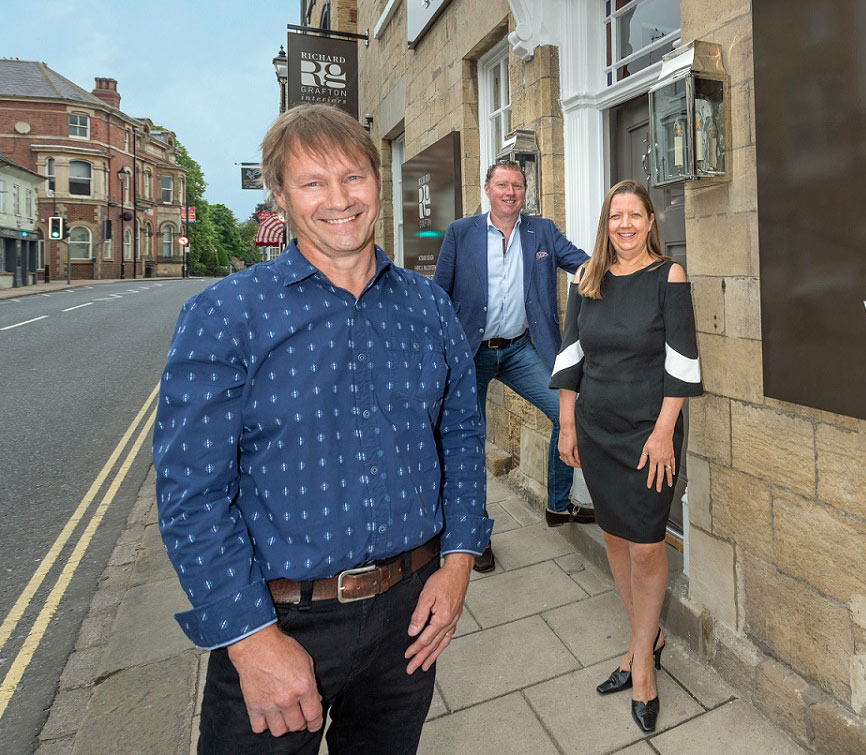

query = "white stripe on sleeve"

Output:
[[552, 340, 584, 376], [665, 343, 701, 384]]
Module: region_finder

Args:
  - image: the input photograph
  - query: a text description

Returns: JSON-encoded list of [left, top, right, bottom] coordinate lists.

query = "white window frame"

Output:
[[123, 228, 132, 260], [69, 226, 92, 259], [124, 129, 130, 151], [144, 222, 152, 257], [161, 175, 173, 204], [122, 170, 130, 204], [12, 184, 20, 215], [103, 238, 112, 260], [161, 224, 175, 257], [391, 134, 405, 267], [0, 178, 5, 212], [69, 112, 90, 139], [604, 0, 680, 87], [478, 39, 512, 210], [26, 189, 33, 219], [144, 169, 152, 200], [46, 157, 55, 194], [69, 160, 93, 197]]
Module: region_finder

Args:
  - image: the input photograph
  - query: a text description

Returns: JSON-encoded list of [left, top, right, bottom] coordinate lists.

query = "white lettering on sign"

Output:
[[300, 60, 347, 89]]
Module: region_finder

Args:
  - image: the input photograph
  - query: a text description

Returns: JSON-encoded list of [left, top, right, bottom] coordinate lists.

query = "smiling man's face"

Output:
[[484, 166, 525, 227], [275, 146, 381, 263]]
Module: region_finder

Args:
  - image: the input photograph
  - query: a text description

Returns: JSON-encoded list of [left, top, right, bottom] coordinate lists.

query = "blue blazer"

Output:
[[433, 213, 589, 370]]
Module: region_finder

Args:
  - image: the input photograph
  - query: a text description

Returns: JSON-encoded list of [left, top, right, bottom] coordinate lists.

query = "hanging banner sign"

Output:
[[287, 32, 358, 116], [401, 131, 462, 278], [180, 206, 196, 223]]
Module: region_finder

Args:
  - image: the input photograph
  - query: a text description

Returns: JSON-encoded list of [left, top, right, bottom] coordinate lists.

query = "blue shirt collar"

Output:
[[485, 212, 522, 235], [274, 239, 393, 289]]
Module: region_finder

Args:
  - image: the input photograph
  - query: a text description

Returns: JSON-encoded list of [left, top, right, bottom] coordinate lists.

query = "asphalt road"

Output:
[[0, 278, 214, 754]]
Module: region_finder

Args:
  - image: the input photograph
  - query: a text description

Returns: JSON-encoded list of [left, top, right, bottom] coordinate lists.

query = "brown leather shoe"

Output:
[[545, 502, 595, 526], [473, 544, 496, 573]]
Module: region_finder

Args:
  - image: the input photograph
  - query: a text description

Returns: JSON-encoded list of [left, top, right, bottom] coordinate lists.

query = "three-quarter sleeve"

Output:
[[549, 282, 584, 391], [662, 281, 703, 397]]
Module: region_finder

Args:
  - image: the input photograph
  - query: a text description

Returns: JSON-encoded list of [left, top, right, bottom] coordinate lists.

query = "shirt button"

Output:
[[358, 353, 366, 361], [378, 525, 387, 533], [362, 410, 371, 419], [370, 466, 378, 475]]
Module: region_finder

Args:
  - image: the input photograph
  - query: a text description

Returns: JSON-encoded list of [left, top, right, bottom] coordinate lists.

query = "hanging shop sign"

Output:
[[753, 0, 866, 420], [286, 31, 358, 116], [401, 131, 462, 278], [407, 0, 452, 48], [240, 163, 263, 190]]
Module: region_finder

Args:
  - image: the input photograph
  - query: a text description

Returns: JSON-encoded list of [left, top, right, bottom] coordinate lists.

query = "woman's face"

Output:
[[608, 192, 654, 258]]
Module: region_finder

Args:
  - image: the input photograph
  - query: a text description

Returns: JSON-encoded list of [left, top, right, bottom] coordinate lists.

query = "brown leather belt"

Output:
[[267, 538, 440, 604], [481, 331, 526, 349]]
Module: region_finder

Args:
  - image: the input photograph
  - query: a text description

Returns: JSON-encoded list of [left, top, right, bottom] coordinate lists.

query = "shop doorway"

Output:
[[610, 94, 688, 537]]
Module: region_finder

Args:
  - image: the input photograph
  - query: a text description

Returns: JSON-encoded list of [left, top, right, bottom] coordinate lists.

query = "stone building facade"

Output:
[[0, 61, 186, 280], [0, 152, 42, 288], [350, 1, 866, 752]]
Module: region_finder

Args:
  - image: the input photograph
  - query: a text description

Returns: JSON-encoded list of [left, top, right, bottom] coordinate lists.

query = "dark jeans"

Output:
[[474, 333, 573, 512], [198, 559, 438, 754]]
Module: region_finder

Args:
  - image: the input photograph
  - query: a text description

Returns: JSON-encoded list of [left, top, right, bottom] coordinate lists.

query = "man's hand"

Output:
[[405, 553, 473, 674], [227, 624, 323, 736]]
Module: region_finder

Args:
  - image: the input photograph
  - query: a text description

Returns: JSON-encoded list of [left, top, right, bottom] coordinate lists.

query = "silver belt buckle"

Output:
[[337, 564, 378, 603]]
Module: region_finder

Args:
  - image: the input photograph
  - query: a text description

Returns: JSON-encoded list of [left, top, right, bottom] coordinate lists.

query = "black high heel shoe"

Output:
[[631, 696, 660, 732], [596, 627, 664, 695]]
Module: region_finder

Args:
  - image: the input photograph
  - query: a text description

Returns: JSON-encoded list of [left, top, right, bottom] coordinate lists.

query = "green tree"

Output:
[[238, 218, 263, 265], [173, 140, 220, 276]]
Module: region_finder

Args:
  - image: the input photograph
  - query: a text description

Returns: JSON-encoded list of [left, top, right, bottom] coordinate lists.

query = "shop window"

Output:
[[46, 158, 55, 193], [604, 0, 680, 85], [69, 227, 92, 259], [69, 160, 92, 196], [478, 41, 512, 188], [69, 112, 90, 138]]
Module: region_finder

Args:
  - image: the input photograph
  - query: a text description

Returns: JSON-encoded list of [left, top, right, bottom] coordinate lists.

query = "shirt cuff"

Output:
[[173, 579, 277, 649], [440, 514, 493, 556]]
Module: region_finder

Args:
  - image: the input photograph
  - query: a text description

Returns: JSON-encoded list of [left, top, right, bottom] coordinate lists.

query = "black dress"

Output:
[[549, 261, 702, 543]]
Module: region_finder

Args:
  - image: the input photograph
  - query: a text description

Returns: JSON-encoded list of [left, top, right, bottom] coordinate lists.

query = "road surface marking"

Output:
[[40, 293, 51, 297], [0, 404, 158, 721], [0, 383, 159, 658], [126, 289, 141, 293], [62, 302, 93, 312], [109, 294, 123, 298], [91, 297, 116, 302], [1, 315, 49, 331]]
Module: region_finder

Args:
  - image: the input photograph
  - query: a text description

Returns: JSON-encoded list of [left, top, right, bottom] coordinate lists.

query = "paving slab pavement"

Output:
[[36, 466, 808, 755]]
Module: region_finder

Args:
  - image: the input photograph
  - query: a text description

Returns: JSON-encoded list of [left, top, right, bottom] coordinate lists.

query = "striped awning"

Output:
[[255, 213, 285, 247]]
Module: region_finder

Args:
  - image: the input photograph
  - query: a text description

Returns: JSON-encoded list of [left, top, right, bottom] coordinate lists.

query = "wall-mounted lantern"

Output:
[[497, 129, 540, 215], [649, 41, 730, 187]]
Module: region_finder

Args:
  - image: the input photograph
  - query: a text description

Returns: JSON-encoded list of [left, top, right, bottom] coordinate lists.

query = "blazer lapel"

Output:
[[475, 214, 488, 297], [519, 215, 536, 300]]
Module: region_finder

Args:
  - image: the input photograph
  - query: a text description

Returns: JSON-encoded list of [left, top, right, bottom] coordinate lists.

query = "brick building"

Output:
[[346, 1, 866, 752], [0, 60, 186, 281]]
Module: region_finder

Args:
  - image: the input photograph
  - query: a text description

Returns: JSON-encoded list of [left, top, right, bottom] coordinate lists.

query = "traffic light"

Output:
[[49, 216, 64, 239]]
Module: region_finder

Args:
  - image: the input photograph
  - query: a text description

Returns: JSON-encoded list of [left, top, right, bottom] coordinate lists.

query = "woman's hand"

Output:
[[558, 423, 581, 468], [637, 427, 675, 492]]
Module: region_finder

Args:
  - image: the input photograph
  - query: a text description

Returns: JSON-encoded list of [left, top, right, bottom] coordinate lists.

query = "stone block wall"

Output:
[[682, 2, 866, 752], [358, 0, 568, 500]]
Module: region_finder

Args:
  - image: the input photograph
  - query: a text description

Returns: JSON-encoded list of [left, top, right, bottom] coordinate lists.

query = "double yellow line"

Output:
[[0, 383, 160, 721]]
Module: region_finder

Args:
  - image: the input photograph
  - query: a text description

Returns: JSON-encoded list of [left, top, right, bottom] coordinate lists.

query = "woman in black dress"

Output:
[[550, 180, 701, 732]]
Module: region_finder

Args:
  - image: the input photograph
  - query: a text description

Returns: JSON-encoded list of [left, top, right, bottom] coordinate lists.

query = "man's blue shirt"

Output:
[[153, 242, 491, 649], [484, 213, 528, 340]]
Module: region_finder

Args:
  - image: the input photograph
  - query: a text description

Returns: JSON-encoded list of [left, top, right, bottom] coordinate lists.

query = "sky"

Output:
[[3, 0, 301, 222]]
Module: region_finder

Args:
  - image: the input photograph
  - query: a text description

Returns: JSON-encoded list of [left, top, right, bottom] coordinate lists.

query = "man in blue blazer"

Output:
[[434, 161, 594, 572]]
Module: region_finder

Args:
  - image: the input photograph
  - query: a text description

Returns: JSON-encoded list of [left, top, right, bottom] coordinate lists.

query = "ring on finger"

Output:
[[664, 465, 672, 470]]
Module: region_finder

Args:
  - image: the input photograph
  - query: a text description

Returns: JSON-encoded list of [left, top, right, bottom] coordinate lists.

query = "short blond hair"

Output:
[[260, 104, 380, 194]]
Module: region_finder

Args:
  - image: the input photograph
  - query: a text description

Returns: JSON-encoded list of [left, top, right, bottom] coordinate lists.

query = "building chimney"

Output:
[[92, 77, 121, 108]]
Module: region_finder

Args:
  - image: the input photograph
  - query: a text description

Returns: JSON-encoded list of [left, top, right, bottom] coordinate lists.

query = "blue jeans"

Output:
[[475, 333, 572, 513]]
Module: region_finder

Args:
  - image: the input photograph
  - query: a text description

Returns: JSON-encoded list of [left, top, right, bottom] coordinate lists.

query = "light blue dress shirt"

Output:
[[483, 213, 528, 340]]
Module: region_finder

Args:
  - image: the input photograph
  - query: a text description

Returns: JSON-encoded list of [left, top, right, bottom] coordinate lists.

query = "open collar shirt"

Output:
[[483, 212, 528, 340], [153, 242, 491, 649]]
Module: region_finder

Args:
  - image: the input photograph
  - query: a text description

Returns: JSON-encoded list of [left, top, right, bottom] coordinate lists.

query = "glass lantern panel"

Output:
[[694, 77, 726, 176], [651, 78, 690, 184]]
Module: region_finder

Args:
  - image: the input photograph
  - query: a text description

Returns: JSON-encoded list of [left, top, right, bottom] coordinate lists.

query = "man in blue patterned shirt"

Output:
[[153, 104, 492, 754]]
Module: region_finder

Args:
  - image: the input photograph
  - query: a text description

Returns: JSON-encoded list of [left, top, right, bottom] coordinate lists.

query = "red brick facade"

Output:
[[0, 67, 186, 280]]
